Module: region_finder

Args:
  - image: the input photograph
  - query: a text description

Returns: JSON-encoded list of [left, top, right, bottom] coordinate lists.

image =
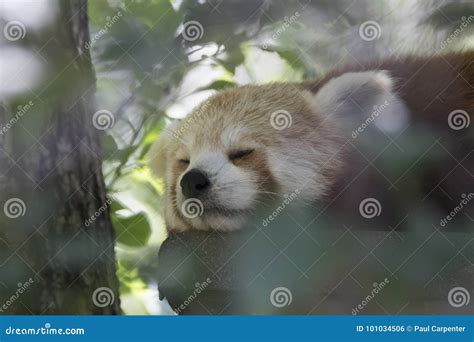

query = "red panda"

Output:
[[150, 52, 473, 232]]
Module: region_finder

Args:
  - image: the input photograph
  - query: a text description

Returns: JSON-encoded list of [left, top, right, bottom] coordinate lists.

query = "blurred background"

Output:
[[0, 0, 473, 315]]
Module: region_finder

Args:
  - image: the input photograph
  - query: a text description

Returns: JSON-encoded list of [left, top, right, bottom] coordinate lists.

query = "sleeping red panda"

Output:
[[150, 52, 474, 232]]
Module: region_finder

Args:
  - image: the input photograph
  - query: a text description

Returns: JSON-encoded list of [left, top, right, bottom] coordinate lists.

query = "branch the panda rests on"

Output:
[[157, 212, 474, 315]]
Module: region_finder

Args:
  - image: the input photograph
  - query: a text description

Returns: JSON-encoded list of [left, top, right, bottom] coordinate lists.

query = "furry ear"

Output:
[[309, 71, 396, 120], [149, 121, 180, 178]]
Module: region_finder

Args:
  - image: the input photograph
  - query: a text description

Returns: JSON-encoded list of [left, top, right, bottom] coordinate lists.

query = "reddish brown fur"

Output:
[[301, 52, 474, 122]]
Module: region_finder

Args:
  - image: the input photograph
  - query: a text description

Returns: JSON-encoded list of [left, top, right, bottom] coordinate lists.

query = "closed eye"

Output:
[[228, 149, 254, 161], [178, 158, 190, 165]]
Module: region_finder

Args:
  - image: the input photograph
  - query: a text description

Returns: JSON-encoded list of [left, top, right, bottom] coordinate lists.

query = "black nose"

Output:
[[180, 168, 210, 198]]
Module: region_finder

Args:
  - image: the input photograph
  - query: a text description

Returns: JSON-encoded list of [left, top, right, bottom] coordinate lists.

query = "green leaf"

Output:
[[196, 80, 235, 92], [219, 47, 245, 73], [261, 45, 317, 79], [263, 46, 306, 71], [112, 212, 151, 247], [109, 198, 125, 213]]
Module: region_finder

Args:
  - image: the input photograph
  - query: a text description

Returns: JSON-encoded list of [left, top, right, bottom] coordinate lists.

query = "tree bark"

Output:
[[0, 0, 120, 314]]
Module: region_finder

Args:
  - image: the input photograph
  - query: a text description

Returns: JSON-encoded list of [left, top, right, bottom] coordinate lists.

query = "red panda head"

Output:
[[150, 71, 403, 232]]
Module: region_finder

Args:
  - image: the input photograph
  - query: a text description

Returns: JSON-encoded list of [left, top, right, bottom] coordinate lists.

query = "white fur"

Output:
[[310, 71, 410, 136], [220, 125, 250, 149], [174, 147, 259, 231], [313, 71, 393, 119], [267, 146, 327, 199], [177, 148, 258, 210]]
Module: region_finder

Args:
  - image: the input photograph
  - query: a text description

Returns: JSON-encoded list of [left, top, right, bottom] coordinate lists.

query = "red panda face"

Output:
[[166, 123, 279, 231]]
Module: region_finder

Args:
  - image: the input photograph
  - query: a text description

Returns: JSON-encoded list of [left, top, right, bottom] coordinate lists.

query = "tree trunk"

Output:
[[0, 0, 120, 314]]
